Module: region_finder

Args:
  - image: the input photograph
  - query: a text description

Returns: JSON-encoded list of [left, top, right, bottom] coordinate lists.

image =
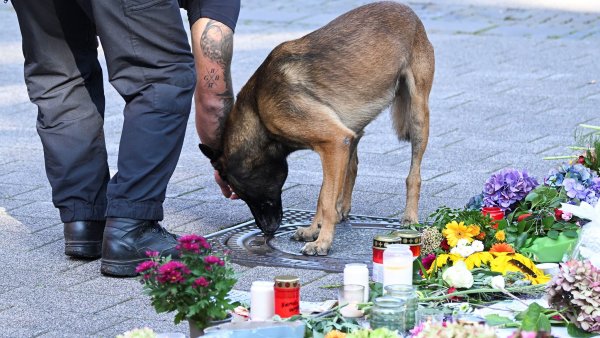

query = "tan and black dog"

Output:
[[200, 1, 434, 256]]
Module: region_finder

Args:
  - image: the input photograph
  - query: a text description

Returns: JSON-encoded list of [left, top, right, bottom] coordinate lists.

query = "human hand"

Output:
[[214, 170, 238, 199]]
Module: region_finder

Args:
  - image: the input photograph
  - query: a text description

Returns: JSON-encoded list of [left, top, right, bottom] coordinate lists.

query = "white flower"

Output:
[[471, 240, 484, 253], [456, 238, 470, 247], [450, 245, 474, 258], [490, 275, 505, 290], [442, 261, 474, 288]]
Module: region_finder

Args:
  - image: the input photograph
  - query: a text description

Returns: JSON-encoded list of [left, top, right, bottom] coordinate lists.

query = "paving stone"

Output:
[[234, 266, 328, 291]]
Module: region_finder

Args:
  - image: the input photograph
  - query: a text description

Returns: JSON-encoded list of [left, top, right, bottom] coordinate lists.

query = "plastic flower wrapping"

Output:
[[483, 168, 539, 211]]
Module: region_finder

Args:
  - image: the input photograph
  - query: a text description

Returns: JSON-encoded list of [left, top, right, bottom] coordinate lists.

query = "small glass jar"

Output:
[[385, 284, 417, 331], [369, 296, 406, 333]]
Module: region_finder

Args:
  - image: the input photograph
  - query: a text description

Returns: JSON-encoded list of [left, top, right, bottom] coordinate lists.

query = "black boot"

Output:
[[101, 218, 179, 277], [64, 221, 105, 259]]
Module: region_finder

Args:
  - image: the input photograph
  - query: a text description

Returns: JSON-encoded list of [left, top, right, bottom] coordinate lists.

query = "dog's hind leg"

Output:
[[339, 132, 362, 221], [393, 28, 434, 224]]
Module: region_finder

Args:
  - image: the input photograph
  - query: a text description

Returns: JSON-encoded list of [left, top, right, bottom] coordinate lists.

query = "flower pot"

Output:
[[189, 314, 233, 337]]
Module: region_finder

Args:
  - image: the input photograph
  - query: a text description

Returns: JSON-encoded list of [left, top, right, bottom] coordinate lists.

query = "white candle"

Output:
[[343, 263, 369, 302], [383, 244, 413, 288], [250, 281, 275, 321]]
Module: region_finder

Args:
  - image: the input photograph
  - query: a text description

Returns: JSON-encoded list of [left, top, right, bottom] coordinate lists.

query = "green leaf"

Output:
[[496, 219, 508, 230], [536, 313, 552, 332], [515, 232, 529, 249], [547, 230, 559, 240], [525, 192, 539, 202], [542, 216, 555, 229], [551, 223, 564, 230], [567, 323, 596, 337], [485, 314, 514, 326], [563, 230, 578, 238], [520, 303, 544, 331]]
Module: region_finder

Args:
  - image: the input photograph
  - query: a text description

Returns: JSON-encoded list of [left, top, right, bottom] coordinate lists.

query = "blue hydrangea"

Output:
[[483, 168, 539, 211], [545, 163, 599, 206]]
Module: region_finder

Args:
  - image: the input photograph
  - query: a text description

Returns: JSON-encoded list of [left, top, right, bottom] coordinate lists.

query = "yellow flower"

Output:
[[490, 253, 551, 285], [442, 221, 480, 247], [325, 331, 346, 338], [464, 251, 495, 270], [426, 253, 462, 274], [495, 230, 506, 241]]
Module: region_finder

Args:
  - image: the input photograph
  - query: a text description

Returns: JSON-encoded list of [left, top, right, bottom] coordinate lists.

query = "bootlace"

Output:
[[149, 221, 178, 240]]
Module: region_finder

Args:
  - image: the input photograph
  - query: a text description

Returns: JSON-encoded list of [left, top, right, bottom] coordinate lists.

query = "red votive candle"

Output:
[[274, 275, 300, 318]]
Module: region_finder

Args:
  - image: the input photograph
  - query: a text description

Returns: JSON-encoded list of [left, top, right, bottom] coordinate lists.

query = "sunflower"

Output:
[[495, 230, 506, 241], [490, 253, 551, 285], [442, 221, 480, 247], [464, 251, 495, 270], [489, 242, 515, 253], [426, 253, 462, 274]]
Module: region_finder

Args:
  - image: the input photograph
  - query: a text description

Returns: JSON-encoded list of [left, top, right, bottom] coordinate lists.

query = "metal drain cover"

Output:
[[206, 209, 408, 272]]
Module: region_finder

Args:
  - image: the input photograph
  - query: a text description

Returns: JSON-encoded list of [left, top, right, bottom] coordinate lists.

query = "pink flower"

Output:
[[135, 260, 158, 274], [561, 211, 573, 221], [176, 234, 210, 253], [421, 253, 436, 271], [519, 332, 537, 338], [204, 255, 223, 265], [192, 277, 210, 288], [157, 261, 191, 284], [146, 250, 159, 257]]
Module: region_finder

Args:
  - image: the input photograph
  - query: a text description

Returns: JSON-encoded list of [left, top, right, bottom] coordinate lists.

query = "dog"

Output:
[[200, 1, 434, 256]]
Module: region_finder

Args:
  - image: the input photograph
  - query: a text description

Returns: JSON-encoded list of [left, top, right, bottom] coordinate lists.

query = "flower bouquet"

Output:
[[136, 234, 237, 335]]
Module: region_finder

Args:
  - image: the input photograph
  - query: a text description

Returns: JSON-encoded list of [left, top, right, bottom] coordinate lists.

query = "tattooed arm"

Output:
[[191, 18, 238, 198], [191, 18, 234, 150]]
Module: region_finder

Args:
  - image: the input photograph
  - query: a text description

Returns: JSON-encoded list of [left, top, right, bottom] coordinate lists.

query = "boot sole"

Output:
[[101, 258, 147, 277], [65, 242, 102, 259]]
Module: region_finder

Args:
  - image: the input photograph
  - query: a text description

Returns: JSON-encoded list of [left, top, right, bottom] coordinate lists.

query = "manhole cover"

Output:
[[206, 209, 409, 272]]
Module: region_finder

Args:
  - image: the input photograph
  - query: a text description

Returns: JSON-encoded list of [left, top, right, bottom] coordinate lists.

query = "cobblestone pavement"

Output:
[[1, 0, 599, 336]]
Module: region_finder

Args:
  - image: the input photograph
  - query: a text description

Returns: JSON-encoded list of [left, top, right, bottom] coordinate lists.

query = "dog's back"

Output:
[[249, 1, 434, 138]]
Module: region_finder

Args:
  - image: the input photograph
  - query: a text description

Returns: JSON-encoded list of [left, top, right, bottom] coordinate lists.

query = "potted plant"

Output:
[[136, 234, 237, 337]]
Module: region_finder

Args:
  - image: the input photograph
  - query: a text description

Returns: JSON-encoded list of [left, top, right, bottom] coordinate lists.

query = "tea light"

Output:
[[338, 284, 365, 318], [250, 281, 275, 321]]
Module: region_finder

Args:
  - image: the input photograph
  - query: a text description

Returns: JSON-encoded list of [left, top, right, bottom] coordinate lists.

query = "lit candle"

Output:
[[383, 244, 413, 288], [339, 301, 363, 318], [250, 281, 275, 321]]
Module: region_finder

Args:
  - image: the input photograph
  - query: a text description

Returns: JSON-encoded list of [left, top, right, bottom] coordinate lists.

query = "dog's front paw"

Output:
[[401, 216, 418, 225], [292, 226, 320, 242], [300, 240, 331, 256]]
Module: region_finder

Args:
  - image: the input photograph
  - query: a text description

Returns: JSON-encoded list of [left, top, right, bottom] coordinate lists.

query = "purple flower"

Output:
[[483, 168, 539, 211], [176, 234, 210, 253], [204, 255, 223, 265], [136, 260, 158, 274], [192, 277, 210, 288], [157, 261, 191, 284], [146, 250, 159, 258]]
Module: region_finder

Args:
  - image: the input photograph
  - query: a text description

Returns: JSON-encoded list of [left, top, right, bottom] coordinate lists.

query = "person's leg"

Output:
[[90, 0, 196, 221], [12, 0, 108, 258], [88, 0, 196, 276]]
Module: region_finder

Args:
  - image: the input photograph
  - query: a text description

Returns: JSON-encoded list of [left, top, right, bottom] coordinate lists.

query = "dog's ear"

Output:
[[198, 143, 222, 161]]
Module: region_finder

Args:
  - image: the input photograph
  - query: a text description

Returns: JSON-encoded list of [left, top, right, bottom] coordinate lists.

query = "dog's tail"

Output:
[[391, 73, 414, 142]]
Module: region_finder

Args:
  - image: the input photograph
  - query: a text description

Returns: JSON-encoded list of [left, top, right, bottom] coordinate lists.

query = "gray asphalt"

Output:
[[0, 0, 599, 336]]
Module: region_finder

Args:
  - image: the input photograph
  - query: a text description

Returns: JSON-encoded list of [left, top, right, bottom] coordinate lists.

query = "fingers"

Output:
[[213, 170, 238, 200]]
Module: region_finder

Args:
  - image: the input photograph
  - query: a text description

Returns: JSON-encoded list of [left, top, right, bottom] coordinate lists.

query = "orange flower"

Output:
[[476, 232, 486, 240], [325, 330, 346, 338], [489, 242, 515, 253]]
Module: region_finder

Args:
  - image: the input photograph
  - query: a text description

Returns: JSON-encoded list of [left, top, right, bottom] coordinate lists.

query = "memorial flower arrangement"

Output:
[[410, 321, 496, 338], [136, 234, 237, 331]]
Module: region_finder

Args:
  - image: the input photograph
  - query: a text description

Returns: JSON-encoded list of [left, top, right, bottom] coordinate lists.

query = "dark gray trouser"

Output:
[[12, 0, 196, 222]]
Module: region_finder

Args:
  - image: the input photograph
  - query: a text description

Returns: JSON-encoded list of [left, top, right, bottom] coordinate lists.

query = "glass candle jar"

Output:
[[383, 244, 413, 288], [385, 284, 417, 331], [343, 263, 369, 302], [338, 284, 365, 318], [369, 296, 406, 333]]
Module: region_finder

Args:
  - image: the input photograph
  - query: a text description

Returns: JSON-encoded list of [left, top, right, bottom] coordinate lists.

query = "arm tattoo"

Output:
[[200, 20, 235, 142]]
